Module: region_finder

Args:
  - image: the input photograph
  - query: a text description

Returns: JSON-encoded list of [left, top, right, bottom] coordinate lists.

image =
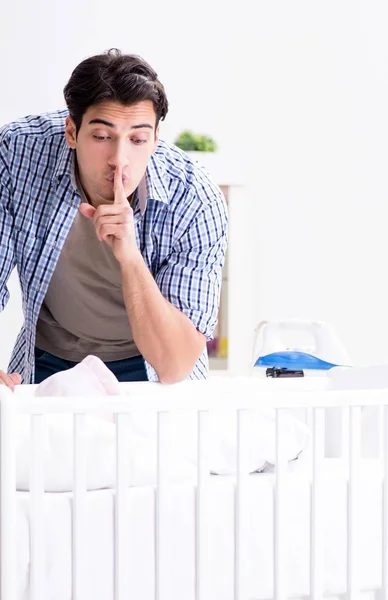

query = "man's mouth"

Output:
[[106, 174, 128, 184]]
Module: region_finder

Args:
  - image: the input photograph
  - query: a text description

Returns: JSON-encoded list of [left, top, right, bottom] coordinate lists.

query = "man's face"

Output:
[[65, 100, 159, 207]]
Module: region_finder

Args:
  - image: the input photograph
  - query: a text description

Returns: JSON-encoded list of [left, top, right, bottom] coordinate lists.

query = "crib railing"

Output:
[[1, 382, 388, 600]]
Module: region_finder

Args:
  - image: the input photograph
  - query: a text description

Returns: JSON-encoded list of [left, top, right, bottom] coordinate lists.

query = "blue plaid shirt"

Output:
[[0, 110, 228, 383]]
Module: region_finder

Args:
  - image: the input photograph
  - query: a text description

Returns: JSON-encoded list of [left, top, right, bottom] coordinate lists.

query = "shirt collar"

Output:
[[52, 137, 73, 184], [145, 151, 170, 206]]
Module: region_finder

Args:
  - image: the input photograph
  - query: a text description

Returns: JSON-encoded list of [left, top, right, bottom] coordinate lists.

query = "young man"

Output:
[[0, 49, 228, 389]]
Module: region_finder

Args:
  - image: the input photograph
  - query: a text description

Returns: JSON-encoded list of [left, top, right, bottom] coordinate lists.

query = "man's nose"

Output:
[[108, 140, 129, 168]]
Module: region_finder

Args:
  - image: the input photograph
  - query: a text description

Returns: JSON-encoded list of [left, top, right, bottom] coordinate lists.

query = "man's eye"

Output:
[[132, 139, 147, 145], [93, 135, 110, 141]]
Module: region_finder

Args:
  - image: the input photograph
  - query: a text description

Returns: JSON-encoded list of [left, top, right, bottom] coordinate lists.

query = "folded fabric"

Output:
[[327, 364, 388, 390], [34, 354, 121, 421], [327, 365, 388, 458]]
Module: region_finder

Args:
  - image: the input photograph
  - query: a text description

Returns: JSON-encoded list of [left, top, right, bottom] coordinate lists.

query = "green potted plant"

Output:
[[174, 130, 220, 178], [173, 129, 244, 188], [174, 130, 218, 153]]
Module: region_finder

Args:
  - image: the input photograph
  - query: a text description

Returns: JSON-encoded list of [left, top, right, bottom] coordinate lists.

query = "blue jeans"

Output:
[[34, 347, 148, 384]]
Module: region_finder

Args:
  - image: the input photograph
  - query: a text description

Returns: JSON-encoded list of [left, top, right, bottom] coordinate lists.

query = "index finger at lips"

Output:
[[114, 166, 127, 205]]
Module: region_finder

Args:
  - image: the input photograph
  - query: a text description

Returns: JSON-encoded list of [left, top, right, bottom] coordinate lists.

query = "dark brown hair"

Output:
[[63, 49, 169, 132]]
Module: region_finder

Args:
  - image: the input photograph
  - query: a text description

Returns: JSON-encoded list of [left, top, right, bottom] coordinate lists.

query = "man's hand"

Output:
[[0, 370, 21, 392], [78, 165, 138, 264]]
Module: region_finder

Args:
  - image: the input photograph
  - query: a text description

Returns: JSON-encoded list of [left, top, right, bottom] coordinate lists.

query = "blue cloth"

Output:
[[34, 347, 148, 384], [0, 110, 228, 383]]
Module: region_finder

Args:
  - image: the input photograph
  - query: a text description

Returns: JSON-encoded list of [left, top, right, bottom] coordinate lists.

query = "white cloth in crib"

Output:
[[15, 355, 197, 491], [14, 357, 310, 491]]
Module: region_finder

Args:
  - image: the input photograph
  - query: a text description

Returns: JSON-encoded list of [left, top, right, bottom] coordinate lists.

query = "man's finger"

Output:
[[94, 212, 131, 228], [79, 203, 96, 220], [114, 166, 127, 205], [0, 370, 19, 391]]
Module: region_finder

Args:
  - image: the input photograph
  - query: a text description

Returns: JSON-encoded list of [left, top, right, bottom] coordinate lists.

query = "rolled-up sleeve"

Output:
[[0, 127, 16, 313], [155, 192, 228, 340]]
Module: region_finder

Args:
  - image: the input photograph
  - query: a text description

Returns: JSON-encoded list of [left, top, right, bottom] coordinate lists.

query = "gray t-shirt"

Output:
[[35, 165, 140, 362]]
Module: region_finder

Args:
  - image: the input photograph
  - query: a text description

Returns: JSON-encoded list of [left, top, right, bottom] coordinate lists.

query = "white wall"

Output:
[[245, 0, 388, 365], [1, 0, 388, 369], [0, 0, 243, 155]]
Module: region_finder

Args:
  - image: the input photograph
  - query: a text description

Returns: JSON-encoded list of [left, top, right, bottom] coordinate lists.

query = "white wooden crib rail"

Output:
[[1, 382, 388, 600]]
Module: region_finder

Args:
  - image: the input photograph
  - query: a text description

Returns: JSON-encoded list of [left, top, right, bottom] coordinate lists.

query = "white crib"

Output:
[[0, 378, 388, 600]]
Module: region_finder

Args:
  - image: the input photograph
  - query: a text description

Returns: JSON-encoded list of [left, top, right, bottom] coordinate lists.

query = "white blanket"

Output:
[[14, 357, 310, 491]]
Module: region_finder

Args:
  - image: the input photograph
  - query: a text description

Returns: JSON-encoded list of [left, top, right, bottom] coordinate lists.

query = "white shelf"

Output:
[[200, 155, 252, 377], [186, 152, 245, 187]]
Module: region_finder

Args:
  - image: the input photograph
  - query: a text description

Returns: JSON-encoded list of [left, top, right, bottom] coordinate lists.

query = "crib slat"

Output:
[[235, 409, 250, 600], [115, 413, 131, 600], [72, 414, 87, 599], [30, 415, 45, 600], [155, 411, 169, 600], [310, 408, 325, 600], [382, 407, 388, 600], [196, 410, 209, 600], [342, 405, 350, 467], [0, 391, 16, 600], [274, 409, 288, 600], [348, 407, 361, 600]]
